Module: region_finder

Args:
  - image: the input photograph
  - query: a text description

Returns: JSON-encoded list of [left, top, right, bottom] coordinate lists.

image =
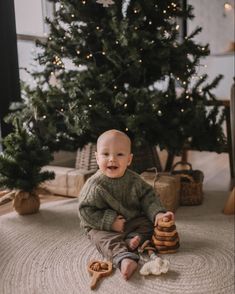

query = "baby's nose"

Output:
[[109, 154, 116, 161]]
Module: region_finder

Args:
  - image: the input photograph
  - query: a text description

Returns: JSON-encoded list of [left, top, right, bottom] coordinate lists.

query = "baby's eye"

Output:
[[102, 152, 109, 156], [117, 153, 124, 156]]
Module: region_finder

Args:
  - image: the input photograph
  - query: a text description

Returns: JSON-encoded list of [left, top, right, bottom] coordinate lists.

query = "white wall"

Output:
[[14, 0, 53, 83], [15, 0, 45, 36], [188, 0, 235, 98]]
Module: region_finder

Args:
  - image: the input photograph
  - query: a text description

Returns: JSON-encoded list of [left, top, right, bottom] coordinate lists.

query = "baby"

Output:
[[78, 129, 174, 280]]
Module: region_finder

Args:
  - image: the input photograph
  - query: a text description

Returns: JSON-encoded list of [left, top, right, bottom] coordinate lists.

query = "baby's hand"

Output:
[[111, 215, 126, 232], [154, 211, 174, 227]]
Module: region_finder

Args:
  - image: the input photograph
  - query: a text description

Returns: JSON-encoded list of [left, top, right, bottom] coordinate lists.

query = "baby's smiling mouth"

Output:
[[107, 166, 118, 170]]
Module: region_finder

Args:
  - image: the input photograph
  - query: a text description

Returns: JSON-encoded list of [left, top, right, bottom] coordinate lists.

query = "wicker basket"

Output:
[[130, 145, 161, 173], [171, 161, 204, 206], [75, 143, 98, 171], [75, 143, 160, 174]]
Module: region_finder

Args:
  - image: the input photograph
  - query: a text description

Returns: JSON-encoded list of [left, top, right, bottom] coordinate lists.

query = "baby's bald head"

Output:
[[97, 129, 132, 153]]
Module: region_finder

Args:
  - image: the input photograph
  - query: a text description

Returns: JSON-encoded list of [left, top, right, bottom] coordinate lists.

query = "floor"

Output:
[[0, 150, 232, 216]]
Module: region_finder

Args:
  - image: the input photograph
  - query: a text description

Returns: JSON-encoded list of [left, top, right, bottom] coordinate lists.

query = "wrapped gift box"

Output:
[[141, 171, 180, 212], [42, 166, 95, 197]]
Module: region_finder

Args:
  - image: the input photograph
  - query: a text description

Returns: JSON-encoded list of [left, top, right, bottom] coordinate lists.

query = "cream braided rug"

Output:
[[0, 191, 234, 294]]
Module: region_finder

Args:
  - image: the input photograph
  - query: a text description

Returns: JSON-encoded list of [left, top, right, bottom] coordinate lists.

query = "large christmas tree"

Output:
[[12, 0, 226, 170]]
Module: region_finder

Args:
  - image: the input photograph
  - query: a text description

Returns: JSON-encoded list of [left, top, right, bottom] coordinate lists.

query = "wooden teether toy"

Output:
[[87, 260, 112, 290]]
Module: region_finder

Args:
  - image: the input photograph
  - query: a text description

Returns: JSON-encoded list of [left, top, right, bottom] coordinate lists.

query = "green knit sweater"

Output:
[[78, 169, 166, 232]]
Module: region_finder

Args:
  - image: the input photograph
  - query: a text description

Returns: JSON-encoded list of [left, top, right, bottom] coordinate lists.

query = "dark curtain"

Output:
[[0, 0, 21, 139]]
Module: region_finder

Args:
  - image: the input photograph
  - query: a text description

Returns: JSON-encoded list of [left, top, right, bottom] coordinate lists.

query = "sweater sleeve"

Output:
[[78, 184, 117, 232], [139, 179, 166, 222]]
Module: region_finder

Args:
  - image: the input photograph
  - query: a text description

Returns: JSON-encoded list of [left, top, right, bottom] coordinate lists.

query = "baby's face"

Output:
[[95, 134, 133, 178]]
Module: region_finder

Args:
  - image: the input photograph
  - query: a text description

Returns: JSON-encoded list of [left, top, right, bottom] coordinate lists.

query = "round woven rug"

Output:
[[0, 192, 234, 294]]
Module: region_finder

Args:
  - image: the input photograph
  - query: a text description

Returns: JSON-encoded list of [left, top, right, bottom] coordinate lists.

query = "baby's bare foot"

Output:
[[120, 258, 138, 280], [127, 235, 141, 251]]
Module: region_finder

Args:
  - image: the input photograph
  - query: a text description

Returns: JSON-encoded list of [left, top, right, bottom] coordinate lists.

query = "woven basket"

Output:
[[75, 143, 98, 171], [171, 161, 204, 206], [130, 145, 161, 174], [75, 143, 159, 174]]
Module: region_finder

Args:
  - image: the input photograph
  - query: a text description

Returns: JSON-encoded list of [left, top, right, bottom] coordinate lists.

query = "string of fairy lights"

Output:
[[49, 1, 207, 79], [23, 0, 210, 128]]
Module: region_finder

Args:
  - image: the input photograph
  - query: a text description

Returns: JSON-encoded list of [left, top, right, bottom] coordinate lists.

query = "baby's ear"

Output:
[[127, 153, 133, 166]]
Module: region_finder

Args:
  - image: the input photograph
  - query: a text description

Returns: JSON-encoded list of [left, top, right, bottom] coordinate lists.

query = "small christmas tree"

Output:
[[0, 119, 55, 214], [12, 0, 226, 171]]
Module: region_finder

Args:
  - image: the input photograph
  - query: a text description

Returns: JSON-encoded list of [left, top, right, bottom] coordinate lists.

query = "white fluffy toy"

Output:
[[139, 256, 170, 276]]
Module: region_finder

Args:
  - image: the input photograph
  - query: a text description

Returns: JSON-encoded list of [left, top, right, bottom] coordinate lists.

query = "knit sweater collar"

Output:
[[96, 169, 130, 184]]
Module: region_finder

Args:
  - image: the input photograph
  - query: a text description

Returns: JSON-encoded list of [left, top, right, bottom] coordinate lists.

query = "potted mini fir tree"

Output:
[[0, 120, 55, 215]]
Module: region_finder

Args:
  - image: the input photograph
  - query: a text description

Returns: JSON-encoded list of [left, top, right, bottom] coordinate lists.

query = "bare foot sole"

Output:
[[120, 258, 138, 280], [126, 235, 141, 251]]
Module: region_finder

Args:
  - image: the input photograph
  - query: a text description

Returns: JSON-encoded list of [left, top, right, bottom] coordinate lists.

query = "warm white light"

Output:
[[224, 2, 233, 11]]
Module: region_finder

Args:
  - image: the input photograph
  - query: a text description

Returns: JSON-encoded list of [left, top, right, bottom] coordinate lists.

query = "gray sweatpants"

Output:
[[87, 216, 153, 267]]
